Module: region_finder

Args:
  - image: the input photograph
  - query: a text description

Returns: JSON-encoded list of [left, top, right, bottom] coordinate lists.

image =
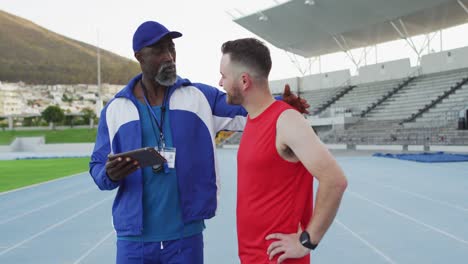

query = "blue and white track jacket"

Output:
[[89, 74, 247, 236]]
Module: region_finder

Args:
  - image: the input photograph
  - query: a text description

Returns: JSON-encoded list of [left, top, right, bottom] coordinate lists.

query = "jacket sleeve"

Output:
[[194, 83, 284, 133], [89, 107, 120, 190], [208, 86, 248, 133], [210, 89, 284, 132]]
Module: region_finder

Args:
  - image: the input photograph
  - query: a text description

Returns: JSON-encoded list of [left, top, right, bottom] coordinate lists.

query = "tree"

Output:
[[81, 107, 97, 128], [0, 118, 7, 131], [41, 105, 64, 130]]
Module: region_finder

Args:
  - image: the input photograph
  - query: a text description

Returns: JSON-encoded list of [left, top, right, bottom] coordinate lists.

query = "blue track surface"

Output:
[[1, 149, 467, 263]]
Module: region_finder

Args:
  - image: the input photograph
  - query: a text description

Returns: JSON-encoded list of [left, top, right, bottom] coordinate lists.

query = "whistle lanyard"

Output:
[[141, 80, 168, 150]]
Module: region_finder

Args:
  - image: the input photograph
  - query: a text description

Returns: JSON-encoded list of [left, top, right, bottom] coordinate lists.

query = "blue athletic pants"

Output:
[[116, 233, 203, 264]]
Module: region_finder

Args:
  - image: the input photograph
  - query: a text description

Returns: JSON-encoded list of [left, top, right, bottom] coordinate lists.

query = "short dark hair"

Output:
[[221, 38, 272, 78]]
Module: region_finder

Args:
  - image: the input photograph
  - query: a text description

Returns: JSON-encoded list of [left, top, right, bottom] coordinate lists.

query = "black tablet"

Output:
[[110, 147, 166, 168]]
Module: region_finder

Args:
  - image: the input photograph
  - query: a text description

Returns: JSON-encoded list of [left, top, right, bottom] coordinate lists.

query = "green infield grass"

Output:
[[0, 157, 90, 192]]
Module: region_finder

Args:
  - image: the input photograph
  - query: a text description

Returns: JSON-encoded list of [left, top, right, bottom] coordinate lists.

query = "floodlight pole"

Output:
[[95, 30, 103, 119]]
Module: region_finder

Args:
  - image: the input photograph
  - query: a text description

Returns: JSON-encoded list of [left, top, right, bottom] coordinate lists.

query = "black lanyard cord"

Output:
[[140, 80, 168, 149]]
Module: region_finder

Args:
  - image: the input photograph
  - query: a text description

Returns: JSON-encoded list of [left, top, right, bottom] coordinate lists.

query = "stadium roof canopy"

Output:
[[233, 0, 468, 57]]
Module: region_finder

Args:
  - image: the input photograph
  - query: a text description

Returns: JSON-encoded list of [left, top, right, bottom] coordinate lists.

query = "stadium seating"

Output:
[[307, 68, 468, 146]]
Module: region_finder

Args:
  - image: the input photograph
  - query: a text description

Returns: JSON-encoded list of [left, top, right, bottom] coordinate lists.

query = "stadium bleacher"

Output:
[[366, 68, 468, 122], [314, 66, 468, 147]]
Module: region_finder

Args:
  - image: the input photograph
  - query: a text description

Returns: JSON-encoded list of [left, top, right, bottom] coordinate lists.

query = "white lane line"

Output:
[[349, 191, 468, 246], [0, 195, 113, 256], [379, 183, 468, 213], [72, 230, 114, 264], [0, 171, 89, 196], [0, 187, 95, 225], [335, 219, 397, 264], [352, 177, 468, 213]]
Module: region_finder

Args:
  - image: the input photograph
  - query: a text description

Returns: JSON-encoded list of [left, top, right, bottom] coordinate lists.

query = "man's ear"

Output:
[[135, 52, 143, 63], [240, 73, 252, 91]]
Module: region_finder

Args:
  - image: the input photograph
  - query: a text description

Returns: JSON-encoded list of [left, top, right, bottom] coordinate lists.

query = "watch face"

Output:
[[299, 231, 317, 250], [300, 231, 310, 245]]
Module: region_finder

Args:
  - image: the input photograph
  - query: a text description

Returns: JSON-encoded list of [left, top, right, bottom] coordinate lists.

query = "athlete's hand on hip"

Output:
[[105, 155, 139, 182], [282, 84, 310, 114], [265, 224, 310, 263]]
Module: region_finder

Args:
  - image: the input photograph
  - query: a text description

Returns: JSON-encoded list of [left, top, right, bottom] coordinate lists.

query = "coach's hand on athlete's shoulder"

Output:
[[105, 155, 140, 182]]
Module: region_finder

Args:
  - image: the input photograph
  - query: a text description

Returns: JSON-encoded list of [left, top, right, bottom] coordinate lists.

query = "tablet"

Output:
[[110, 147, 166, 168]]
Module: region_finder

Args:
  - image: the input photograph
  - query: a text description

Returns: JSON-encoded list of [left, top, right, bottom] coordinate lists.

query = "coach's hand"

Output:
[[282, 84, 310, 114], [266, 225, 310, 263], [106, 155, 139, 182]]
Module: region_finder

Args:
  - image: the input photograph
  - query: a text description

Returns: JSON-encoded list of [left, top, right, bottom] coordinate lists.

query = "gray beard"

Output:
[[155, 62, 177, 86]]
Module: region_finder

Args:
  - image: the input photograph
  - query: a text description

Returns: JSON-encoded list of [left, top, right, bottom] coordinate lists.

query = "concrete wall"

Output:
[[421, 46, 468, 75], [353, 58, 413, 84], [429, 145, 468, 153], [300, 70, 351, 91], [408, 145, 425, 152], [324, 144, 347, 150], [269, 70, 351, 94], [38, 143, 95, 153], [356, 145, 404, 151], [0, 146, 11, 152], [10, 137, 45, 151], [0, 141, 94, 160], [308, 116, 359, 127], [269, 77, 299, 94]]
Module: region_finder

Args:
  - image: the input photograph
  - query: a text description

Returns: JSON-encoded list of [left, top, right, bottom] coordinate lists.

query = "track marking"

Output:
[[349, 191, 468, 246], [72, 230, 114, 264], [335, 219, 397, 264], [0, 188, 95, 225], [0, 195, 113, 256], [379, 183, 468, 213]]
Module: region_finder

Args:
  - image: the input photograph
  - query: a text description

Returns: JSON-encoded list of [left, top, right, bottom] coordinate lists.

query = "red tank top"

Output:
[[237, 101, 313, 264]]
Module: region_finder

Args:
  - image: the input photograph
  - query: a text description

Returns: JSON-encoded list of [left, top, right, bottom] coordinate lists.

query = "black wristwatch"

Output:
[[299, 231, 318, 250]]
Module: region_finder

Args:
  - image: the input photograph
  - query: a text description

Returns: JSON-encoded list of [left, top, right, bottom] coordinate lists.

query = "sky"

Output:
[[2, 0, 468, 88]]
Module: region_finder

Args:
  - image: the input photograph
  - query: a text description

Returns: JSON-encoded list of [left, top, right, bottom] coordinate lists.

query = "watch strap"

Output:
[[299, 231, 318, 250]]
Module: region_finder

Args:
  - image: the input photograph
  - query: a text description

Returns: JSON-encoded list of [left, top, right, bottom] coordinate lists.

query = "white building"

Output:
[[0, 82, 23, 116]]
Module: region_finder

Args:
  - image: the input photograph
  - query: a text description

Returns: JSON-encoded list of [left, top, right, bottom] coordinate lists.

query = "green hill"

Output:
[[0, 10, 140, 85]]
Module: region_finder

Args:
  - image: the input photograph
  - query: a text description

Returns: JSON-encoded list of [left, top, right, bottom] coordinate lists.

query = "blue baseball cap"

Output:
[[132, 21, 182, 52]]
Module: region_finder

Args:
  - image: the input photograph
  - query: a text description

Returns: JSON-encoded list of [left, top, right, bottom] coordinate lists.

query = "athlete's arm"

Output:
[[266, 109, 347, 263]]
